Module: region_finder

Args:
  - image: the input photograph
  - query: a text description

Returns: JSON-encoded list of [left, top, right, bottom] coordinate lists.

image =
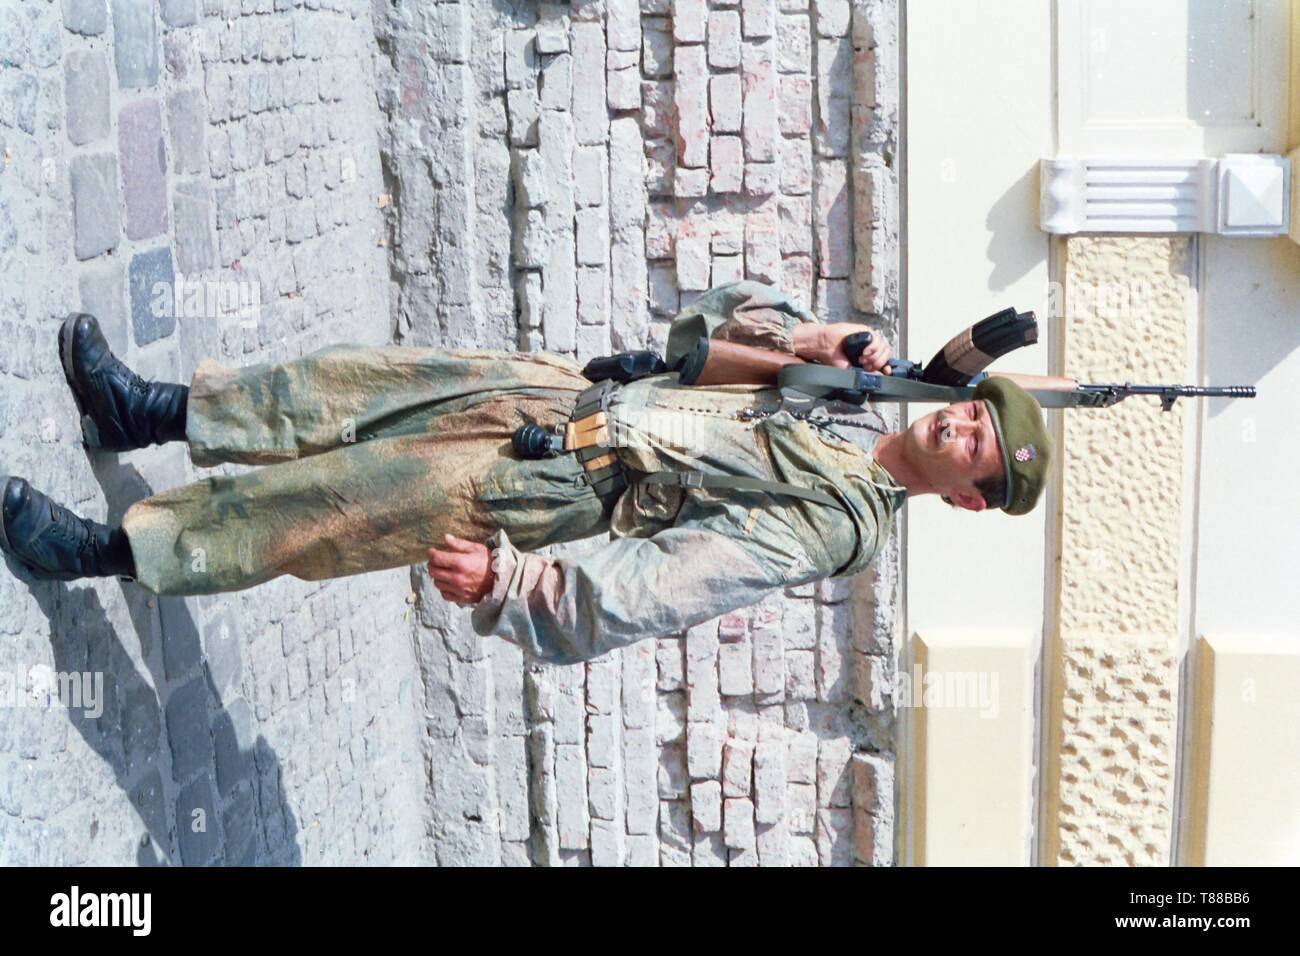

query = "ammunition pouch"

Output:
[[566, 379, 626, 503]]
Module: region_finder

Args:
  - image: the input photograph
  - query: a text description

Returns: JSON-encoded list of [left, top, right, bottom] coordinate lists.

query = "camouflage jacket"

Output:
[[471, 281, 906, 664]]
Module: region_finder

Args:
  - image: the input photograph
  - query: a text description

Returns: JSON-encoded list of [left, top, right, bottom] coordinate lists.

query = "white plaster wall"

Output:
[[1195, 236, 1300, 637], [901, 0, 1053, 867], [903, 0, 1052, 632]]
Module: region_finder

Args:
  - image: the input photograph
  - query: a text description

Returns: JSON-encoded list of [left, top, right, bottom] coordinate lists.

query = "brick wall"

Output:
[[376, 0, 902, 866], [0, 0, 899, 866]]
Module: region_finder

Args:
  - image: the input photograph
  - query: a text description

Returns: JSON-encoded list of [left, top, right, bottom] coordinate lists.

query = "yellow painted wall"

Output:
[[1043, 236, 1191, 866], [908, 631, 1037, 865], [1183, 635, 1300, 865]]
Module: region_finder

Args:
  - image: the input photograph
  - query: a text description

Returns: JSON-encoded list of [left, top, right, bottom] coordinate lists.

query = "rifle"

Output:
[[674, 308, 1257, 413]]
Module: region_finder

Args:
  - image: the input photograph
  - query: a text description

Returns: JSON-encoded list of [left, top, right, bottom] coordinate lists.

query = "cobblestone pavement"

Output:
[[1, 0, 425, 866], [1, 0, 900, 865]]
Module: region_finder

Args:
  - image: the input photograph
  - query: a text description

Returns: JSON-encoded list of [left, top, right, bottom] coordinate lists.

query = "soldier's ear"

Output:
[[951, 491, 987, 513]]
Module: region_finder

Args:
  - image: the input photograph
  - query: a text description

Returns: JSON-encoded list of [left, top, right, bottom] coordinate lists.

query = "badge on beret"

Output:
[[1014, 443, 1036, 463]]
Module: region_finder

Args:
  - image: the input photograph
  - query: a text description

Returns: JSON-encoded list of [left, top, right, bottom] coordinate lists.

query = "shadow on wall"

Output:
[[1202, 236, 1300, 418], [1185, 1, 1257, 138], [4, 457, 300, 866], [984, 162, 1043, 294]]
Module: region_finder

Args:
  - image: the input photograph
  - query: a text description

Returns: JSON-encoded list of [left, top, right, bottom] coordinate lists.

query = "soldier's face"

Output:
[[902, 400, 1004, 510]]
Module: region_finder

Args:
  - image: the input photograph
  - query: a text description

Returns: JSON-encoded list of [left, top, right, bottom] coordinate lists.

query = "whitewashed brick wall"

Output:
[[377, 0, 900, 866]]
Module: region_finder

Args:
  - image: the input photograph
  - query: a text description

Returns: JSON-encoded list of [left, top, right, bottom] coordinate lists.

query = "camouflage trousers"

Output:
[[121, 345, 613, 595]]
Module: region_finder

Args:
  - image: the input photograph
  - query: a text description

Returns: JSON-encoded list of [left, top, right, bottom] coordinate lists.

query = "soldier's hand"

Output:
[[427, 534, 495, 606], [793, 322, 893, 373]]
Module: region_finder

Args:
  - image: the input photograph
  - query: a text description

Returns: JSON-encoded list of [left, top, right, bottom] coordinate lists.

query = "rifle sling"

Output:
[[638, 470, 846, 512], [777, 363, 1090, 408], [637, 470, 860, 578]]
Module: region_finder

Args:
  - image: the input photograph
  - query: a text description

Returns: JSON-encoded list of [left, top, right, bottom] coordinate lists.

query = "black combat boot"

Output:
[[0, 477, 136, 582], [58, 313, 189, 451]]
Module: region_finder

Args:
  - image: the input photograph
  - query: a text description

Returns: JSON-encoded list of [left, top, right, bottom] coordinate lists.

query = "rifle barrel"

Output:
[[1075, 383, 1257, 411], [1082, 384, 1256, 397]]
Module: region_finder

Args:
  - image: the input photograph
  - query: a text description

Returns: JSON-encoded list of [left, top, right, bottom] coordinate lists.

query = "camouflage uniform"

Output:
[[122, 281, 906, 664]]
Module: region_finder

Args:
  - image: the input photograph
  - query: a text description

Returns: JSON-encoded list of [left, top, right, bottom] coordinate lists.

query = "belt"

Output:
[[566, 379, 628, 502]]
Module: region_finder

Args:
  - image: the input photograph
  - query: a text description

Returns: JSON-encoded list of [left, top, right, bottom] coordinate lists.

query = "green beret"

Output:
[[973, 376, 1052, 516]]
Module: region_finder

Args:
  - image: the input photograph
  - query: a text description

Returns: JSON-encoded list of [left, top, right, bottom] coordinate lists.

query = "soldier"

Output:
[[1, 281, 1051, 665]]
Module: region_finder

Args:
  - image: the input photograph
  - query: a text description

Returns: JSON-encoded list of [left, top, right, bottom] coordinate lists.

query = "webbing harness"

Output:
[[564, 378, 850, 516]]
